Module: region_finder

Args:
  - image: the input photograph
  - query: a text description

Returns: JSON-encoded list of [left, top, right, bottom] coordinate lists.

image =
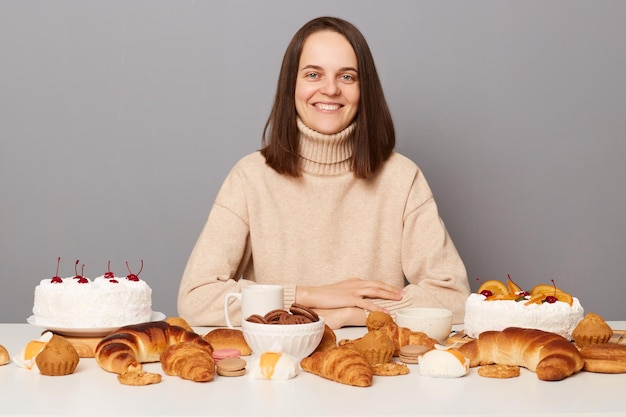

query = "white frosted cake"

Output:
[[464, 293, 584, 340], [33, 271, 152, 329]]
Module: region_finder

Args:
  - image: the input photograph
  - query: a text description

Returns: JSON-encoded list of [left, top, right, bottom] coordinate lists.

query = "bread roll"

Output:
[[203, 328, 251, 356], [580, 343, 626, 373], [458, 327, 584, 381]]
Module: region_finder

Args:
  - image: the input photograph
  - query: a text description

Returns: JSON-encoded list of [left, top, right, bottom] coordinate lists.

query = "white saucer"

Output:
[[26, 311, 166, 337]]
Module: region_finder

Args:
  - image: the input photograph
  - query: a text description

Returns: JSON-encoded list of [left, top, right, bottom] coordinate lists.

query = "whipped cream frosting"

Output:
[[418, 345, 469, 378], [33, 275, 152, 328], [463, 293, 584, 340]]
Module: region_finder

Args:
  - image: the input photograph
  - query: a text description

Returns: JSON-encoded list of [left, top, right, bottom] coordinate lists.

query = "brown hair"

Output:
[[261, 16, 395, 179]]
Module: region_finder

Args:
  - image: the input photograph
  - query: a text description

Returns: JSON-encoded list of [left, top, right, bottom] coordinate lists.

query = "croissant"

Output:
[[300, 347, 373, 387], [95, 321, 213, 385], [161, 342, 215, 382], [458, 327, 584, 381]]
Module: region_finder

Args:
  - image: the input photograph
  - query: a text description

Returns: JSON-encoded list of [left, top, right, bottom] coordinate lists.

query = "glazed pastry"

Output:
[[572, 312, 613, 348], [95, 321, 212, 385], [160, 342, 215, 382], [301, 347, 373, 387], [35, 333, 80, 376], [580, 343, 626, 374], [366, 312, 437, 356], [0, 344, 9, 366], [459, 327, 584, 381]]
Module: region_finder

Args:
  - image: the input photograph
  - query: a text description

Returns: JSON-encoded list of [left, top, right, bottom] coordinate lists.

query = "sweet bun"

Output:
[[313, 324, 337, 354], [572, 312, 613, 348], [35, 333, 80, 376], [203, 328, 252, 356], [165, 317, 194, 333], [0, 344, 9, 366]]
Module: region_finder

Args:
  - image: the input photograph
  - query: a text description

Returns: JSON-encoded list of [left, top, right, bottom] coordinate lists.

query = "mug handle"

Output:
[[224, 292, 241, 328]]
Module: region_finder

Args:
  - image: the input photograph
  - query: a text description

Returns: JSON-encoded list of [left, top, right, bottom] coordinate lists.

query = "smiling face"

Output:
[[295, 31, 360, 134]]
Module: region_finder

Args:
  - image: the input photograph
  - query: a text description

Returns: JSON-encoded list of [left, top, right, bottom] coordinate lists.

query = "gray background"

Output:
[[1, 0, 625, 323]]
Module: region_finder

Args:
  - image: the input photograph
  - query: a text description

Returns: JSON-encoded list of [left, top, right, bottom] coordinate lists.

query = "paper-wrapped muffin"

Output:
[[36, 333, 80, 376], [354, 329, 394, 365], [573, 312, 613, 348]]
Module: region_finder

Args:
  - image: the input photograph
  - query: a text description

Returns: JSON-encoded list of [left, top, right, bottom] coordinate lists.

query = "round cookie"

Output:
[[246, 314, 267, 324], [216, 358, 247, 377], [212, 348, 241, 362], [264, 309, 287, 323], [289, 303, 319, 322], [477, 364, 521, 379], [399, 344, 430, 364]]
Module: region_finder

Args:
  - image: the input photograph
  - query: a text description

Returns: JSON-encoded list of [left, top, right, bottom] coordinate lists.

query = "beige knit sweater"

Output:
[[178, 120, 470, 326]]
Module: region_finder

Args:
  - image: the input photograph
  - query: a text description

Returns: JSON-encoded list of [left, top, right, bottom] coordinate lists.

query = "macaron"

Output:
[[399, 344, 430, 364], [216, 357, 247, 377], [212, 348, 241, 363]]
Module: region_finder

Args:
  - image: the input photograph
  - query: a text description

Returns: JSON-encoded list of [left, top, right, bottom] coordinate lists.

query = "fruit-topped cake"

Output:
[[463, 275, 584, 340], [32, 258, 153, 328]]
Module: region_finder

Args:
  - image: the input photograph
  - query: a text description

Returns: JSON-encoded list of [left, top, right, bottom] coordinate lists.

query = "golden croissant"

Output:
[[161, 342, 215, 382], [301, 347, 373, 387], [95, 321, 213, 384], [458, 327, 584, 381]]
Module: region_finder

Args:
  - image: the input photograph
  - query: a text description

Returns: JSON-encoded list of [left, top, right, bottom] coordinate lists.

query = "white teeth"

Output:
[[316, 103, 340, 111]]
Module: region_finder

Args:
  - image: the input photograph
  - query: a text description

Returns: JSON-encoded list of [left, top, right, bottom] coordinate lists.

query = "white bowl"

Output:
[[241, 317, 325, 360], [395, 308, 453, 343]]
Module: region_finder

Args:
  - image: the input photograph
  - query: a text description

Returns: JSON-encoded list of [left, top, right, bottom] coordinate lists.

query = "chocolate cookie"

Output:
[[289, 303, 319, 322]]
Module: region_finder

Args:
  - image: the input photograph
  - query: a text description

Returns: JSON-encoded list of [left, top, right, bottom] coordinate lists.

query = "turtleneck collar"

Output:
[[297, 118, 356, 176]]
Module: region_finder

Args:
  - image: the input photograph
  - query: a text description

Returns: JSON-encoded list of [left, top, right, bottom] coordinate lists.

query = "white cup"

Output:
[[224, 285, 284, 328], [395, 307, 453, 343]]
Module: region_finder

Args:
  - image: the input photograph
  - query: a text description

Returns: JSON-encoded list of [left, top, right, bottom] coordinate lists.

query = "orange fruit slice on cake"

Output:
[[530, 283, 562, 296], [477, 280, 510, 297]]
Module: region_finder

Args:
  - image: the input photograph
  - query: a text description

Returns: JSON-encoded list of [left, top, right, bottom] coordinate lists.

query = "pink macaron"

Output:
[[212, 348, 241, 362]]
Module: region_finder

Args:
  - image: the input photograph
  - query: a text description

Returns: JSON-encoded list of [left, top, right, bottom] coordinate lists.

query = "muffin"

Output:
[[35, 333, 80, 376], [572, 312, 613, 348], [354, 329, 394, 365]]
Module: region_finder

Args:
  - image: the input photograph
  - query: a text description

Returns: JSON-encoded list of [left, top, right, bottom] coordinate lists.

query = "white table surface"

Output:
[[1, 322, 626, 417]]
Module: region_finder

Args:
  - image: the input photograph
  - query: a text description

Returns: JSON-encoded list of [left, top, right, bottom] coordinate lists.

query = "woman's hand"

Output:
[[296, 277, 403, 313], [312, 307, 367, 329]]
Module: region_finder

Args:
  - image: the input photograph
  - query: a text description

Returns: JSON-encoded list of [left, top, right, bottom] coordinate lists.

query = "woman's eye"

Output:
[[306, 72, 320, 79], [341, 74, 356, 82]]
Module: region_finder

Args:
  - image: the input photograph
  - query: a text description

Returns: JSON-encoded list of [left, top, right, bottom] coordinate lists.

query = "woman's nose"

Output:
[[320, 78, 340, 96]]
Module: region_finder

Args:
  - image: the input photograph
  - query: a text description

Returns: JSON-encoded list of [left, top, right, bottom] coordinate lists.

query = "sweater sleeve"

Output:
[[373, 170, 470, 324]]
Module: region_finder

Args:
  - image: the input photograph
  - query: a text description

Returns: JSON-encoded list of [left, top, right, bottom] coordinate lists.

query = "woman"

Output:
[[177, 16, 470, 329]]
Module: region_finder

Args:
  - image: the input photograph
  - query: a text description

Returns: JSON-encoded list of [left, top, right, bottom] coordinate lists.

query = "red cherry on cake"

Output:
[[51, 257, 63, 283], [544, 279, 559, 304], [475, 278, 493, 297], [104, 260, 115, 279], [73, 259, 89, 284], [125, 260, 143, 282]]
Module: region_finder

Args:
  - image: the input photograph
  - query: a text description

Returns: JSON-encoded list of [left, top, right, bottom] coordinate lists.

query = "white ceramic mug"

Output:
[[224, 285, 284, 328]]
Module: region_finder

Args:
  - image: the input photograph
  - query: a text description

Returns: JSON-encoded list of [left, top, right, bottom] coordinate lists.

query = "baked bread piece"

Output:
[[161, 342, 215, 382], [366, 312, 437, 356], [301, 347, 373, 387], [203, 328, 251, 356], [0, 344, 9, 366], [95, 321, 212, 385], [580, 343, 626, 373], [35, 334, 80, 376], [458, 327, 584, 381], [165, 317, 194, 333], [312, 324, 337, 354], [572, 312, 613, 348]]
